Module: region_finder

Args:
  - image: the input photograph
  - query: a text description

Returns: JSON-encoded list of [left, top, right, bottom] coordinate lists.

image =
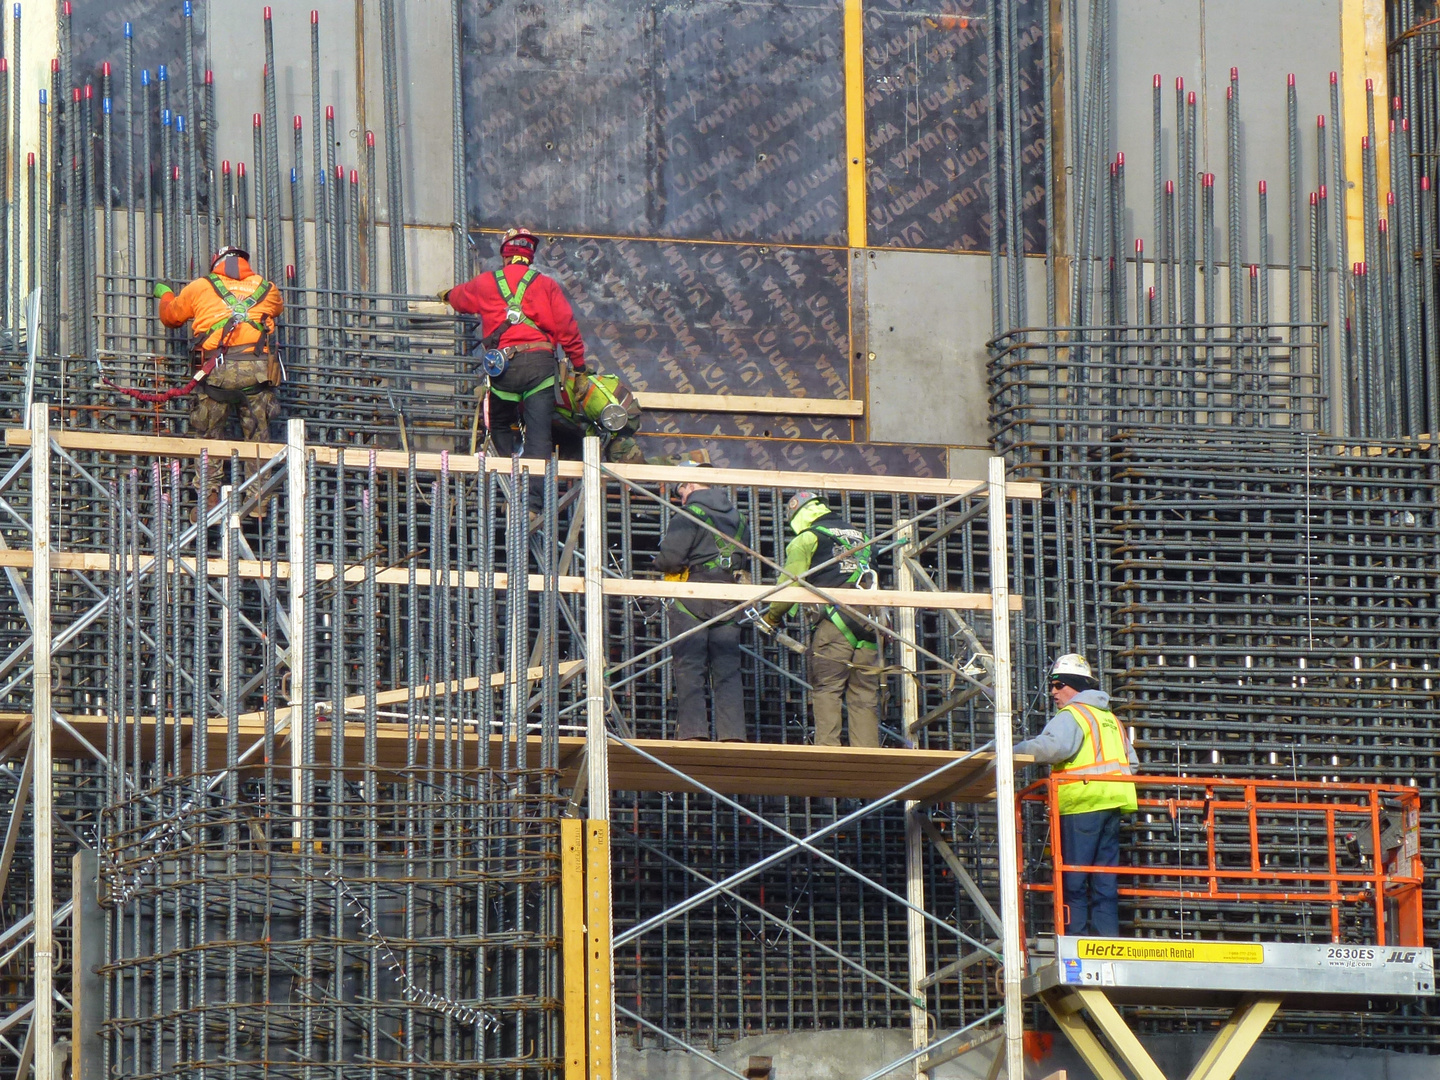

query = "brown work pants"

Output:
[[809, 617, 880, 747], [188, 357, 280, 502]]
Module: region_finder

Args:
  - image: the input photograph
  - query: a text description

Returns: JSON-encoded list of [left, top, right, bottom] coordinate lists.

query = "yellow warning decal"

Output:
[[1075, 939, 1264, 964]]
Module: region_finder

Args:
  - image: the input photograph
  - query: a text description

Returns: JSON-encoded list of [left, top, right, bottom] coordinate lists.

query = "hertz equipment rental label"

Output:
[[1075, 939, 1264, 964]]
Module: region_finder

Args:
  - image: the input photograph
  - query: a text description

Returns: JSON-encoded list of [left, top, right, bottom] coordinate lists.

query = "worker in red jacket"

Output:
[[442, 227, 587, 473]]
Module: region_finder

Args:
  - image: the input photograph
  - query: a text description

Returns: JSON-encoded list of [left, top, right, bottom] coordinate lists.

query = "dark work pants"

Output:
[[1059, 808, 1123, 936], [490, 387, 555, 501], [669, 608, 744, 741]]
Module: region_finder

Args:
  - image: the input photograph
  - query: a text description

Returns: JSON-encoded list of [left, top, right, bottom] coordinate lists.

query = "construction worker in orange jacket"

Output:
[[156, 245, 284, 514]]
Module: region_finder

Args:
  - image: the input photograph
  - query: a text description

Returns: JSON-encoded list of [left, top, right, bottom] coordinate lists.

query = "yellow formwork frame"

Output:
[[1040, 986, 1284, 1080], [844, 0, 867, 247], [560, 819, 615, 1080], [561, 819, 588, 1080], [1340, 0, 1389, 261], [585, 822, 614, 1080]]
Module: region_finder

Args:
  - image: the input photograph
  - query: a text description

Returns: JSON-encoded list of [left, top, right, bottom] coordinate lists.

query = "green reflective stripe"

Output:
[[494, 267, 541, 331], [489, 375, 555, 403]]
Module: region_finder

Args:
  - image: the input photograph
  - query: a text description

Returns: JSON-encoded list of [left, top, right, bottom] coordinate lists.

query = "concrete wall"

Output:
[[1104, 0, 1344, 266]]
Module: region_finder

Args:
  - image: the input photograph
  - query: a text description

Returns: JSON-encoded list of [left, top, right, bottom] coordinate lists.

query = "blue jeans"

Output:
[[1059, 809, 1123, 936]]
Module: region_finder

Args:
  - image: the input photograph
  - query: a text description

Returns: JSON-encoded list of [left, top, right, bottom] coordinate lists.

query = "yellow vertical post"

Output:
[[1340, 0, 1389, 261], [844, 0, 867, 247], [585, 821, 614, 1080], [561, 819, 588, 1080]]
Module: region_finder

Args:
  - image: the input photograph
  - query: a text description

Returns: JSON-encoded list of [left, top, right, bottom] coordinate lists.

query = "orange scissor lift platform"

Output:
[[1017, 774, 1432, 1080]]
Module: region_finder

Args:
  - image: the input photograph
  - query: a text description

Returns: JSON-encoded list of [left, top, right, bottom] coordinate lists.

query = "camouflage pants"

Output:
[[188, 357, 280, 501]]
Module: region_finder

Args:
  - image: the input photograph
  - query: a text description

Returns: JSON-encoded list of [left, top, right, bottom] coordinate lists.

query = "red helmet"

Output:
[[500, 226, 540, 263]]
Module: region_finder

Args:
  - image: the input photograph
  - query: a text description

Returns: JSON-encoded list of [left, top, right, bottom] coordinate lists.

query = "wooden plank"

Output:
[[560, 819, 588, 1080], [633, 392, 864, 417], [605, 578, 1025, 611], [7, 428, 1042, 497], [5, 548, 1019, 611], [232, 659, 586, 723], [584, 822, 614, 1080], [610, 459, 1043, 499], [8, 717, 1011, 802]]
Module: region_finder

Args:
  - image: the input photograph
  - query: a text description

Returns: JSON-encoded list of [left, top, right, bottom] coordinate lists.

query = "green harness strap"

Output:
[[488, 377, 556, 403], [487, 267, 551, 401], [809, 523, 879, 650], [674, 504, 748, 621], [494, 267, 541, 331], [204, 275, 273, 350]]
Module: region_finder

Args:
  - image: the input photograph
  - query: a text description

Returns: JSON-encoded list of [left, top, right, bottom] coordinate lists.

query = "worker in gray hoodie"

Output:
[[1014, 654, 1138, 936], [652, 467, 749, 741]]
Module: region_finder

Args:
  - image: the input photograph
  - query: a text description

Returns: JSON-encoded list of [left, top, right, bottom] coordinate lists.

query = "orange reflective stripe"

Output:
[[1054, 703, 1131, 773]]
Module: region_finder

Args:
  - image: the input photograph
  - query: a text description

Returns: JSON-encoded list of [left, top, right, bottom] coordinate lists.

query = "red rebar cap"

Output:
[[350, 169, 358, 183], [264, 6, 271, 19], [1310, 192, 1318, 206], [254, 113, 262, 125], [294, 115, 302, 129], [326, 105, 334, 119], [311, 9, 318, 22], [366, 131, 375, 147], [222, 160, 231, 173], [1425, 177, 1432, 192], [1153, 74, 1161, 88], [1166, 179, 1174, 194], [101, 61, 109, 76], [238, 163, 247, 176], [1320, 184, 1327, 198], [1288, 73, 1295, 87], [1188, 91, 1196, 105], [1317, 115, 1325, 128], [1259, 180, 1267, 194]]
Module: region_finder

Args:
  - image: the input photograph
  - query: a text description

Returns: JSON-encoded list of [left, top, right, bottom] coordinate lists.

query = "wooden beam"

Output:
[[4, 548, 1020, 610], [7, 428, 1042, 497], [606, 577, 1025, 612], [0, 716, 1017, 801], [633, 392, 864, 417]]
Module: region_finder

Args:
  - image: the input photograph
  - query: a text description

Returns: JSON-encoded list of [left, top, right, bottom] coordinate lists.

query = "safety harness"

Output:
[[478, 267, 559, 403], [805, 520, 880, 650], [105, 275, 277, 404], [673, 503, 748, 621]]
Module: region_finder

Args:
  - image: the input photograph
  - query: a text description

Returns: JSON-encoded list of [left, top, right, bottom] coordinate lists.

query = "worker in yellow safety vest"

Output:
[[1014, 653, 1138, 936]]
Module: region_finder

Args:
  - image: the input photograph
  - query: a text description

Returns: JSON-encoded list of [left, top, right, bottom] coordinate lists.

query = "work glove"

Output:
[[754, 613, 781, 636], [571, 363, 587, 376], [437, 288, 452, 304], [152, 281, 174, 300]]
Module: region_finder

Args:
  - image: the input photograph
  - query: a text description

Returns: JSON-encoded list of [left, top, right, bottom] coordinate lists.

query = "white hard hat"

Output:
[[1049, 653, 1096, 687]]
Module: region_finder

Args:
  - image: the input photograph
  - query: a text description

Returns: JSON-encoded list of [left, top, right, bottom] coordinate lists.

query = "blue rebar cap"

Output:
[[162, 108, 171, 125], [124, 21, 131, 37], [158, 65, 168, 81], [142, 69, 150, 86]]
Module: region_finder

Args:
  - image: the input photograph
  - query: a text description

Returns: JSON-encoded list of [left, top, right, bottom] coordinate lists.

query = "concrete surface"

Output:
[[866, 248, 1046, 462], [1107, 0, 1343, 266]]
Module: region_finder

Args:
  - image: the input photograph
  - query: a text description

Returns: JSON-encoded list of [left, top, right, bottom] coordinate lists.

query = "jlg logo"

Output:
[[1385, 950, 1418, 964]]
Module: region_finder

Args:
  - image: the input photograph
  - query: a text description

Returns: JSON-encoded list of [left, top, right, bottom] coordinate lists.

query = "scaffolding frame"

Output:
[[4, 417, 1041, 1080]]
